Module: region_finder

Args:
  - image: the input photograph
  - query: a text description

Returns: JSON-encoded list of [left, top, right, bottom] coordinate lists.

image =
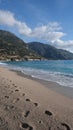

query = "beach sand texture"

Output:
[[0, 67, 73, 130]]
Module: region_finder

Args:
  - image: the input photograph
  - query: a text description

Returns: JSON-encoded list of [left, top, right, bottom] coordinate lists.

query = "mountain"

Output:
[[0, 30, 73, 60], [28, 42, 73, 60], [0, 30, 40, 60]]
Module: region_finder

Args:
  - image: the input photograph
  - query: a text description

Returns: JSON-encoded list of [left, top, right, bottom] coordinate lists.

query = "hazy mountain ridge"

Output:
[[0, 30, 73, 60], [28, 42, 73, 60]]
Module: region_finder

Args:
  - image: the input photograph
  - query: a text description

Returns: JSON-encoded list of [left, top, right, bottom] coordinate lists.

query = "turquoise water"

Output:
[[1, 60, 73, 87]]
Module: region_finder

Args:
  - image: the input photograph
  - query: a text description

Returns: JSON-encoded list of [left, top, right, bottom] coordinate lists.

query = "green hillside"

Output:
[[0, 30, 40, 60]]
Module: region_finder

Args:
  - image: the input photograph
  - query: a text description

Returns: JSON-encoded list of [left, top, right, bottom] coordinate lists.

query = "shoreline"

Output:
[[0, 66, 73, 129], [12, 69, 73, 99], [1, 60, 73, 89]]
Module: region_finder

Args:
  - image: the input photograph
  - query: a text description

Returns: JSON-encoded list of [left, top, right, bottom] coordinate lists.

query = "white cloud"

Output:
[[0, 10, 65, 40], [15, 21, 32, 36], [52, 39, 73, 52], [0, 10, 16, 26], [0, 10, 73, 52], [29, 23, 65, 43], [0, 10, 31, 36]]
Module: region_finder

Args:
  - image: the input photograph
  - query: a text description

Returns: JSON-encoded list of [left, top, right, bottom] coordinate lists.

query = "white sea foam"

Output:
[[2, 61, 73, 88], [21, 67, 73, 88], [0, 62, 7, 66]]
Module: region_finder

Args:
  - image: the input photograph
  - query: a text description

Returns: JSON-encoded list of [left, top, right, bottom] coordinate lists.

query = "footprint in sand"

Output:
[[61, 123, 70, 130], [29, 126, 33, 130], [26, 99, 30, 102], [12, 84, 18, 88], [21, 123, 29, 129], [48, 127, 51, 130], [57, 123, 71, 130], [15, 89, 19, 92], [15, 85, 17, 88], [39, 120, 42, 124], [34, 103, 38, 107], [5, 96, 9, 99], [45, 110, 53, 116], [16, 98, 20, 102], [22, 93, 25, 96], [24, 111, 30, 118], [20, 122, 33, 130]]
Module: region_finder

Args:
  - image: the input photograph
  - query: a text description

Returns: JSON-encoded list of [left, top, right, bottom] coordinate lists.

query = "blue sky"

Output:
[[0, 0, 73, 52]]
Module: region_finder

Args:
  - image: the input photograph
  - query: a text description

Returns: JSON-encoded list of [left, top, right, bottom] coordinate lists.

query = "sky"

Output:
[[0, 0, 73, 52]]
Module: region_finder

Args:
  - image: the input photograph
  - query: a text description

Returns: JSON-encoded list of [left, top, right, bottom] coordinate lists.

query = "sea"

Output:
[[0, 60, 73, 88]]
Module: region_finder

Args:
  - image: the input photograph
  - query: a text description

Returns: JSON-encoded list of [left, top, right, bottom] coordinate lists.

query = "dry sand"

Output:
[[0, 67, 73, 130]]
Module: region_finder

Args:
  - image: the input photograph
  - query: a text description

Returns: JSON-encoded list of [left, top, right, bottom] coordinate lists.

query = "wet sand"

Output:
[[0, 67, 73, 130]]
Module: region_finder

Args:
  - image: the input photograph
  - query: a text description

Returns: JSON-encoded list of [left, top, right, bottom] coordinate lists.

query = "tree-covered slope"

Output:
[[0, 30, 40, 60]]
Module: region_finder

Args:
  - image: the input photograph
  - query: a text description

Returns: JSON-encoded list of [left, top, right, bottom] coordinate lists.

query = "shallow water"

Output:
[[1, 60, 73, 88]]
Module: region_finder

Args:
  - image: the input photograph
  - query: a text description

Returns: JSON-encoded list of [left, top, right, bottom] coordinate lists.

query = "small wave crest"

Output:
[[4, 64, 73, 88], [21, 67, 73, 88], [0, 62, 7, 66]]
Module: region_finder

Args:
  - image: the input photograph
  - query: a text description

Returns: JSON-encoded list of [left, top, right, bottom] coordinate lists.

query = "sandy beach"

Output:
[[0, 67, 73, 130]]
